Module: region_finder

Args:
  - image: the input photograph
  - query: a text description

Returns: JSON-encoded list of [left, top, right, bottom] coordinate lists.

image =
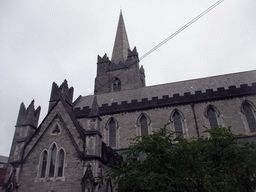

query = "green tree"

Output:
[[108, 125, 256, 192]]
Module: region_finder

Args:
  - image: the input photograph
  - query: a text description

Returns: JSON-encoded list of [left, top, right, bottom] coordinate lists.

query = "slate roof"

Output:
[[74, 70, 256, 110]]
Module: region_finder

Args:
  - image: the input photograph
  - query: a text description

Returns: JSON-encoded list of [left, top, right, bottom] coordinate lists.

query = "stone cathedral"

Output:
[[2, 12, 256, 192]]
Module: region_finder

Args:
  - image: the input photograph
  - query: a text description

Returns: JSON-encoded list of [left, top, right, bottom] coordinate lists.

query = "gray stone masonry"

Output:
[[18, 101, 85, 192]]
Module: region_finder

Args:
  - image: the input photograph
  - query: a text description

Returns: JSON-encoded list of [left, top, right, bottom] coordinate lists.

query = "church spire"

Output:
[[111, 11, 130, 64]]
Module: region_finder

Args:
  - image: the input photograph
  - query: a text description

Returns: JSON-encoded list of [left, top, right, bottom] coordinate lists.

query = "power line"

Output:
[[139, 0, 225, 61], [89, 0, 225, 95]]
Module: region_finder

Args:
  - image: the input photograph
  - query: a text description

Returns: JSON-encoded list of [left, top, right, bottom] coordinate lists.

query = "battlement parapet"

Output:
[[74, 83, 256, 117]]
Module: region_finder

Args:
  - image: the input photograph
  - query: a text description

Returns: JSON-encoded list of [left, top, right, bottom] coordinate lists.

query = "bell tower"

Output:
[[94, 11, 146, 94]]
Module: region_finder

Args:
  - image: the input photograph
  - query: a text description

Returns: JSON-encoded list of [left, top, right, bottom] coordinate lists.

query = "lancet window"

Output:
[[139, 115, 148, 136], [172, 111, 184, 138], [137, 114, 151, 136], [170, 110, 186, 138], [49, 144, 57, 177], [39, 143, 65, 179], [242, 101, 256, 133], [108, 118, 117, 148], [40, 150, 48, 178], [206, 105, 220, 128]]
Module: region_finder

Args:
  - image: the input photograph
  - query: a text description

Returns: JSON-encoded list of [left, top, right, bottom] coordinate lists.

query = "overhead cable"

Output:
[[139, 0, 225, 61]]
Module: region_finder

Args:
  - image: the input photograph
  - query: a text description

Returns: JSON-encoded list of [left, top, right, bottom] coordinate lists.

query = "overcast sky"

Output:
[[1, 0, 256, 156]]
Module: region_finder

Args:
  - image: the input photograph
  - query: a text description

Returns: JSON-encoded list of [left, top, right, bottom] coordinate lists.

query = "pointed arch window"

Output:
[[206, 106, 219, 128], [109, 119, 117, 147], [173, 111, 184, 138], [243, 102, 256, 133], [140, 115, 148, 136], [38, 143, 65, 181], [113, 78, 121, 91], [40, 151, 48, 178], [170, 110, 186, 138], [57, 149, 65, 177], [49, 144, 57, 177]]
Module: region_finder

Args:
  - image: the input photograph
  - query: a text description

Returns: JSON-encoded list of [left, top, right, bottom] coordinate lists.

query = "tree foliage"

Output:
[[108, 125, 256, 192]]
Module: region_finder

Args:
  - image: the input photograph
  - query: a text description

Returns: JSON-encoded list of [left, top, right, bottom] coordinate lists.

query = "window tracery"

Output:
[[51, 124, 60, 134], [38, 143, 65, 180]]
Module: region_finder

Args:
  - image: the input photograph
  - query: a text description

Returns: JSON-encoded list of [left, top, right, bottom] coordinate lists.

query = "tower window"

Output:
[[113, 78, 121, 91]]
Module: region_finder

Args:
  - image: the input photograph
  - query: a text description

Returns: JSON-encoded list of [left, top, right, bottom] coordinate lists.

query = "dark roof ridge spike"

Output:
[[88, 96, 101, 120]]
